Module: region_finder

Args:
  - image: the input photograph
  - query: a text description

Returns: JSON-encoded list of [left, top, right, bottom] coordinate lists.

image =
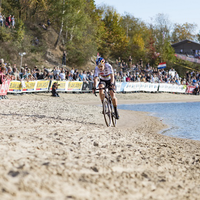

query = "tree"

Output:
[[120, 13, 150, 64], [97, 5, 128, 59], [171, 23, 197, 43]]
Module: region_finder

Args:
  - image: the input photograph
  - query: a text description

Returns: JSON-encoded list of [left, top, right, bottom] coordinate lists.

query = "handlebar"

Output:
[[93, 86, 115, 97]]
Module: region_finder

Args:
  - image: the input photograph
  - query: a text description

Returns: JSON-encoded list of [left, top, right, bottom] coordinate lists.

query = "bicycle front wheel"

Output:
[[103, 98, 111, 127]]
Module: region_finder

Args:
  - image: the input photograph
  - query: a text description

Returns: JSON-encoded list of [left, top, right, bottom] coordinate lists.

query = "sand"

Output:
[[0, 92, 200, 200]]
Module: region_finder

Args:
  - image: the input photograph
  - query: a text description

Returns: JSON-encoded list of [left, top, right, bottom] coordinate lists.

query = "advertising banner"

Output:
[[8, 81, 22, 93], [67, 81, 83, 91], [124, 82, 139, 92], [176, 85, 187, 93], [0, 80, 11, 95], [36, 80, 50, 91], [148, 83, 159, 92], [22, 81, 37, 92], [49, 80, 67, 92], [159, 83, 172, 92], [139, 82, 145, 91], [82, 81, 93, 92], [186, 86, 196, 94], [159, 83, 186, 93], [120, 82, 127, 92], [116, 82, 122, 92]]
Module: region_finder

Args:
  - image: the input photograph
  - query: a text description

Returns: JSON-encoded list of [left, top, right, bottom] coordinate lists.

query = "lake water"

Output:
[[118, 102, 200, 141]]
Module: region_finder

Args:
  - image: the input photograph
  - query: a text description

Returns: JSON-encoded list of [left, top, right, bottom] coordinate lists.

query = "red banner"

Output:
[[0, 80, 11, 95], [186, 86, 196, 94]]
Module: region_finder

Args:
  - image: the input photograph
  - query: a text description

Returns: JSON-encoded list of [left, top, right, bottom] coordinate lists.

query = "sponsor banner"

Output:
[[159, 83, 186, 93], [177, 85, 187, 93], [0, 80, 11, 95], [124, 82, 133, 92], [139, 82, 145, 91], [36, 80, 50, 91], [124, 82, 140, 92], [159, 83, 172, 92], [120, 82, 128, 92], [116, 82, 122, 92], [143, 82, 151, 91], [176, 54, 200, 64], [171, 84, 179, 93], [123, 82, 159, 92], [82, 81, 93, 92], [8, 81, 22, 93], [22, 81, 37, 92], [145, 83, 159, 92], [67, 81, 83, 91], [186, 86, 196, 94], [49, 80, 67, 92]]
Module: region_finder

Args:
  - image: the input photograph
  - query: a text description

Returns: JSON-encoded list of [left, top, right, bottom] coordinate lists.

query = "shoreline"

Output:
[[0, 92, 200, 199]]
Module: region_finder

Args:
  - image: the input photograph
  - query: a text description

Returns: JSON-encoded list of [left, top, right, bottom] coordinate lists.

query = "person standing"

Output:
[[0, 13, 3, 27], [11, 15, 15, 28], [128, 56, 132, 68], [62, 51, 67, 66]]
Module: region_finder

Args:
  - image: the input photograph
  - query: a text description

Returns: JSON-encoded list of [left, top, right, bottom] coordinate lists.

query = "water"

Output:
[[118, 102, 200, 141]]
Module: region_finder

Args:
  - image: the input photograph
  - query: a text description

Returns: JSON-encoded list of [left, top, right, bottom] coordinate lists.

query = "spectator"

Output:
[[0, 13, 3, 26], [79, 71, 84, 81], [62, 51, 67, 66], [42, 24, 47, 30], [59, 70, 65, 80], [11, 15, 15, 28], [47, 19, 51, 26], [52, 82, 60, 97], [128, 56, 132, 68], [35, 37, 39, 45], [82, 70, 88, 81], [0, 65, 7, 84]]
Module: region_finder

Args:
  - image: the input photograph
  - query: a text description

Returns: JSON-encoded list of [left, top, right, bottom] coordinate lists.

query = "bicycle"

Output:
[[94, 85, 117, 127]]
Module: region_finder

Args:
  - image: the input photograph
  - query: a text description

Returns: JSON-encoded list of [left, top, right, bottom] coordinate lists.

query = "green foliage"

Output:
[[1, 0, 200, 69], [14, 19, 25, 44], [0, 27, 12, 42], [97, 6, 128, 59], [171, 23, 197, 43]]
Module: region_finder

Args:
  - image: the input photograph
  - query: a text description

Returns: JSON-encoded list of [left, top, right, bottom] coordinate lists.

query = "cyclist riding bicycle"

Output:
[[92, 57, 119, 119]]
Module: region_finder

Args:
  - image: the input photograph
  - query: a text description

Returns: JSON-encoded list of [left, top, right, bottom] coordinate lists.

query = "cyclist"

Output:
[[92, 57, 119, 119]]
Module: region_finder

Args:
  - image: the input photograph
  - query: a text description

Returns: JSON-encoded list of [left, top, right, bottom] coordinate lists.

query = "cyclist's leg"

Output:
[[109, 82, 119, 119], [98, 80, 105, 104]]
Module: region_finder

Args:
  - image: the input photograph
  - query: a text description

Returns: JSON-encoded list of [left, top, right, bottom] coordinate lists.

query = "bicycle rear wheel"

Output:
[[103, 98, 111, 127], [110, 104, 117, 127]]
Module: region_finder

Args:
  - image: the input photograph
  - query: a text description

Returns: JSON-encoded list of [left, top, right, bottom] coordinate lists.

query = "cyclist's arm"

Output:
[[111, 73, 114, 85], [93, 76, 98, 88]]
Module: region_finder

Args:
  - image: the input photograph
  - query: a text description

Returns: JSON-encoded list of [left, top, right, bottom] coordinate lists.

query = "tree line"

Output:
[[1, 0, 200, 68]]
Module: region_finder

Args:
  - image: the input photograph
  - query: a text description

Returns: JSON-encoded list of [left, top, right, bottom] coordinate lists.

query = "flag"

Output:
[[158, 62, 166, 69]]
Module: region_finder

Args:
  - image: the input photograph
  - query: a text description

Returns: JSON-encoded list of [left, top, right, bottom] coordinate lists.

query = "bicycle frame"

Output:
[[95, 86, 117, 127]]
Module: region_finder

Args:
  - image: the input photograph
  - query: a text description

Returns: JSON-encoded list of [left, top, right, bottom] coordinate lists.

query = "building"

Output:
[[171, 39, 200, 56]]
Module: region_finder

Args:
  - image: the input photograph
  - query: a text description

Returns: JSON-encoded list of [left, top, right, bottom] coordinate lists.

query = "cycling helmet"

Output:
[[96, 57, 105, 66]]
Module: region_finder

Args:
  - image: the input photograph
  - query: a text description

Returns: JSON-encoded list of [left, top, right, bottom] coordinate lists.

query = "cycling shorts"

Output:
[[99, 79, 116, 89]]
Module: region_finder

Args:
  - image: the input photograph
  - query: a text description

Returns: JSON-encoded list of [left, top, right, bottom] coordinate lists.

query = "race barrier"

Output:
[[158, 83, 187, 93], [186, 86, 196, 94], [4, 80, 195, 94], [0, 80, 11, 95]]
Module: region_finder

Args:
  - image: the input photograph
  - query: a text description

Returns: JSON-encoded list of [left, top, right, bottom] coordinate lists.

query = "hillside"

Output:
[[0, 22, 96, 71]]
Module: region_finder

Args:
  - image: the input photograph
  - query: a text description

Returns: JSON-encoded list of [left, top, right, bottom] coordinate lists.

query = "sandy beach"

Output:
[[0, 92, 200, 200]]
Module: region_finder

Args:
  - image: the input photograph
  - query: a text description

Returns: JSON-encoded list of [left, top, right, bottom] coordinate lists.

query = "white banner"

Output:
[[159, 83, 186, 93]]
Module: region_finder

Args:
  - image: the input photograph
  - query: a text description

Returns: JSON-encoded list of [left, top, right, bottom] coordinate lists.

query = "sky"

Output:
[[94, 0, 200, 34]]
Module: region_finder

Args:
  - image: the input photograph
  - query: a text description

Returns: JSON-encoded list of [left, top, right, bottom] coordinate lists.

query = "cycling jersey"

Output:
[[94, 63, 113, 81]]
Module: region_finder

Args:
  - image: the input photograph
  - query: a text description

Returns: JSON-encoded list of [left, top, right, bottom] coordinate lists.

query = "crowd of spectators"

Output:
[[1, 56, 200, 93], [0, 13, 15, 28]]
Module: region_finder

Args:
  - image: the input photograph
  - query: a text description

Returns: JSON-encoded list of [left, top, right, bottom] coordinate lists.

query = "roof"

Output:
[[171, 39, 200, 47]]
